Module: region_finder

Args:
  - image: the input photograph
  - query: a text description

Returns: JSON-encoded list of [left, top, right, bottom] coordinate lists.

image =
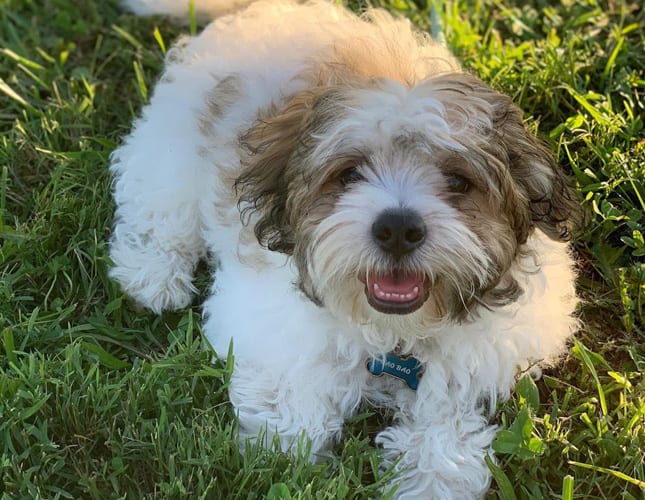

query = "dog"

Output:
[[109, 1, 579, 497]]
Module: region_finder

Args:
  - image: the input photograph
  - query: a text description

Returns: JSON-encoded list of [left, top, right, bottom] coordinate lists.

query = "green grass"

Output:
[[1, 0, 643, 498]]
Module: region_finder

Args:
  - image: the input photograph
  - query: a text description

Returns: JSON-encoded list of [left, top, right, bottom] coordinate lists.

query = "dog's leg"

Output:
[[375, 376, 496, 499], [227, 356, 364, 460], [109, 68, 216, 313], [202, 264, 367, 458], [109, 206, 203, 313]]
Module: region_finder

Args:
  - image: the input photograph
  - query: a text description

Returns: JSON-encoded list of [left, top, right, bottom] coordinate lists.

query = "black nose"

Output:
[[371, 209, 426, 259]]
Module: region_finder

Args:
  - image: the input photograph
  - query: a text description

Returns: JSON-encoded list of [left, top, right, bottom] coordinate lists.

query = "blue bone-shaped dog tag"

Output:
[[366, 353, 424, 390]]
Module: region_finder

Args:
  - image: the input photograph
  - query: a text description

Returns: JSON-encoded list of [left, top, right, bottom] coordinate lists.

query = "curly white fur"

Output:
[[111, 1, 579, 498]]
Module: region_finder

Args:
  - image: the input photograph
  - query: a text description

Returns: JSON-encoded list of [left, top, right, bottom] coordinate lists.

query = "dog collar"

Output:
[[366, 353, 424, 390]]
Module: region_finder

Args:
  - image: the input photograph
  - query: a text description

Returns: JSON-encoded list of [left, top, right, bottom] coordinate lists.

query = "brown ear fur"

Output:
[[440, 73, 580, 243], [235, 87, 337, 254], [492, 98, 580, 242]]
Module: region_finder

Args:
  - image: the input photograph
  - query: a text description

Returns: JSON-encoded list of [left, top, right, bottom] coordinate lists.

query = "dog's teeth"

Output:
[[371, 281, 422, 302]]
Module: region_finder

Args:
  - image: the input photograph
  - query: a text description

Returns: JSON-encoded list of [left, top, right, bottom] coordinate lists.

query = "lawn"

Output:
[[1, 0, 643, 498]]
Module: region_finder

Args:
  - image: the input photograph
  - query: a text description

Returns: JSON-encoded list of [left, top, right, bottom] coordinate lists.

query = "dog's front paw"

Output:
[[109, 232, 197, 313], [376, 422, 494, 499]]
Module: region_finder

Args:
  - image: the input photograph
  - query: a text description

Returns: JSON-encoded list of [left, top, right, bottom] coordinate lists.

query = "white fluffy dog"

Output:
[[110, 1, 579, 497]]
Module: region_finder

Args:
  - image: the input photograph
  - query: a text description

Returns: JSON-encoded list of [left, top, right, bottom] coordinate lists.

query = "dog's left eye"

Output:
[[445, 174, 471, 193], [338, 166, 365, 186]]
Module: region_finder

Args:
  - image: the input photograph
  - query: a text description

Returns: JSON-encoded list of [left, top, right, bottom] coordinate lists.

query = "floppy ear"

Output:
[[447, 73, 579, 242], [235, 88, 330, 254], [491, 100, 580, 242], [430, 73, 579, 243]]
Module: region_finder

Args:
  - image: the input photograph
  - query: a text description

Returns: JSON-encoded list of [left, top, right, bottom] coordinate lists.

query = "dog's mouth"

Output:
[[361, 270, 429, 315]]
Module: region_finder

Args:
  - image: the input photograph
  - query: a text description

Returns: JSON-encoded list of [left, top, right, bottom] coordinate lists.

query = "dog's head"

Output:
[[235, 72, 577, 332]]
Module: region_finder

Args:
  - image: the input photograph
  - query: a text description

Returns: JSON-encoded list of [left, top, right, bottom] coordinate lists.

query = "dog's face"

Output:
[[236, 73, 576, 332]]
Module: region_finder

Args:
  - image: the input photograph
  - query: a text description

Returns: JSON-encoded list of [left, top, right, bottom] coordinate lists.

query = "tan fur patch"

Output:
[[199, 75, 241, 138]]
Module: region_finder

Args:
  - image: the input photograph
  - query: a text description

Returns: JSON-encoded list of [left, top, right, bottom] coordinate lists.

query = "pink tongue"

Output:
[[367, 272, 423, 303]]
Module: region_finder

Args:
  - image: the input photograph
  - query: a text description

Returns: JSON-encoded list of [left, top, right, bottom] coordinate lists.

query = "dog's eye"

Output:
[[445, 174, 471, 193], [338, 166, 365, 186]]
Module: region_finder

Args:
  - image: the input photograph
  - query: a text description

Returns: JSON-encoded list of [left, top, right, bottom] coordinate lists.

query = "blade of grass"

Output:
[[562, 475, 574, 500], [572, 338, 608, 416], [569, 462, 645, 489], [0, 77, 36, 112], [485, 455, 517, 500]]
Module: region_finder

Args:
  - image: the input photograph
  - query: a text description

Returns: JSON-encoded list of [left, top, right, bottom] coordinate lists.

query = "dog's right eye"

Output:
[[338, 166, 365, 186]]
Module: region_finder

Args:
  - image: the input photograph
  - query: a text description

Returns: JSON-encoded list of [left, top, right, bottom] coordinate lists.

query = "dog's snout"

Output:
[[371, 209, 426, 258]]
